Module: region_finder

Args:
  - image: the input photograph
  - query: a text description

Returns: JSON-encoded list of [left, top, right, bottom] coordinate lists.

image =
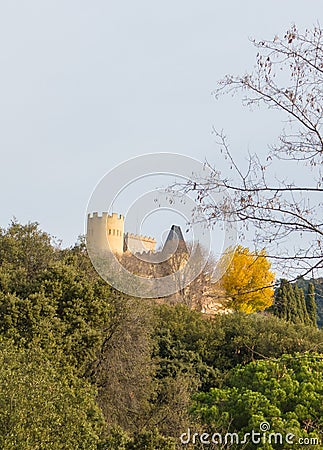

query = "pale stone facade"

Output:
[[124, 233, 156, 254]]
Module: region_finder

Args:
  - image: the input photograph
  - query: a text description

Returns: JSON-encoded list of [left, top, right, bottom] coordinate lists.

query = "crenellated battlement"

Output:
[[124, 232, 156, 254], [87, 211, 156, 254], [126, 232, 156, 243], [88, 212, 124, 221]]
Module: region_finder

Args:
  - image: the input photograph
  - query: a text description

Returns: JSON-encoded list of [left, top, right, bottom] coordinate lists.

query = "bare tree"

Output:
[[182, 25, 323, 279]]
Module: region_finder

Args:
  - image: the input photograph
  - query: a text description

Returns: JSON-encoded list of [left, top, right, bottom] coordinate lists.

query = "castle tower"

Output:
[[87, 212, 124, 254]]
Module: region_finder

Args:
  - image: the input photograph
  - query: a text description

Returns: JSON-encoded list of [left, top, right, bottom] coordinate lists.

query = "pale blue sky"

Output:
[[0, 1, 322, 246]]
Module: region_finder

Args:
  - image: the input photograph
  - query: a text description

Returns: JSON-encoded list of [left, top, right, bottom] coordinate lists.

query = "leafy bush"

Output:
[[0, 338, 105, 450], [192, 354, 323, 449]]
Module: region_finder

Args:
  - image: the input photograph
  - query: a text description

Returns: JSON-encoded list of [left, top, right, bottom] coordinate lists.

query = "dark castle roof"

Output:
[[163, 225, 187, 253], [165, 225, 185, 243]]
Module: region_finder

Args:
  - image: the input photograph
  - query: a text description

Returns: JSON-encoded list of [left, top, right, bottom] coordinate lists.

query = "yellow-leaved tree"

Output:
[[218, 245, 275, 313]]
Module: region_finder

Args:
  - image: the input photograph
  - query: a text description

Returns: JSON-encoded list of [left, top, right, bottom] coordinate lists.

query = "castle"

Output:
[[87, 212, 226, 315], [86, 212, 157, 254]]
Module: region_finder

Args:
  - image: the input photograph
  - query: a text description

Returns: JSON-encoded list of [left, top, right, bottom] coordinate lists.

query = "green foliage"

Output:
[[0, 259, 113, 373], [297, 277, 323, 328], [0, 221, 57, 295], [192, 354, 323, 449], [101, 427, 176, 450], [294, 284, 310, 324], [154, 305, 221, 390], [37, 259, 113, 372], [153, 305, 323, 382], [128, 429, 177, 450], [271, 279, 317, 327], [95, 297, 157, 434], [208, 312, 323, 373], [306, 283, 318, 327], [99, 426, 131, 449], [0, 338, 105, 450], [0, 220, 322, 449]]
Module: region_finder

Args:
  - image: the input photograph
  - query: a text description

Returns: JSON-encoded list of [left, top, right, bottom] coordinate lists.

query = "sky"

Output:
[[0, 0, 322, 248]]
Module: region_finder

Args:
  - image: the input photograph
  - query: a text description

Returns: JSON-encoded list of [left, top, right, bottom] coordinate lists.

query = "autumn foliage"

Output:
[[218, 245, 275, 313]]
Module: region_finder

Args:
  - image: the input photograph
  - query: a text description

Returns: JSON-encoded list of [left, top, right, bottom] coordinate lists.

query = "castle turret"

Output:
[[87, 212, 124, 254]]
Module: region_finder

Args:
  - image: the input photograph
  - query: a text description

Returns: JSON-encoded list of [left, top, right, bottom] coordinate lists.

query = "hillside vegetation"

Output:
[[0, 221, 322, 449]]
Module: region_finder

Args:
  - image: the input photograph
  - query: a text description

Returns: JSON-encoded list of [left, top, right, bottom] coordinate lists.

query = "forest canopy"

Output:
[[0, 220, 322, 449]]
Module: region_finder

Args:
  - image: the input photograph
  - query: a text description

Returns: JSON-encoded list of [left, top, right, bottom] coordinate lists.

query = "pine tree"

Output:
[[293, 284, 309, 324], [286, 281, 298, 323], [305, 283, 317, 327], [273, 279, 294, 321], [272, 280, 309, 325], [272, 279, 287, 320]]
